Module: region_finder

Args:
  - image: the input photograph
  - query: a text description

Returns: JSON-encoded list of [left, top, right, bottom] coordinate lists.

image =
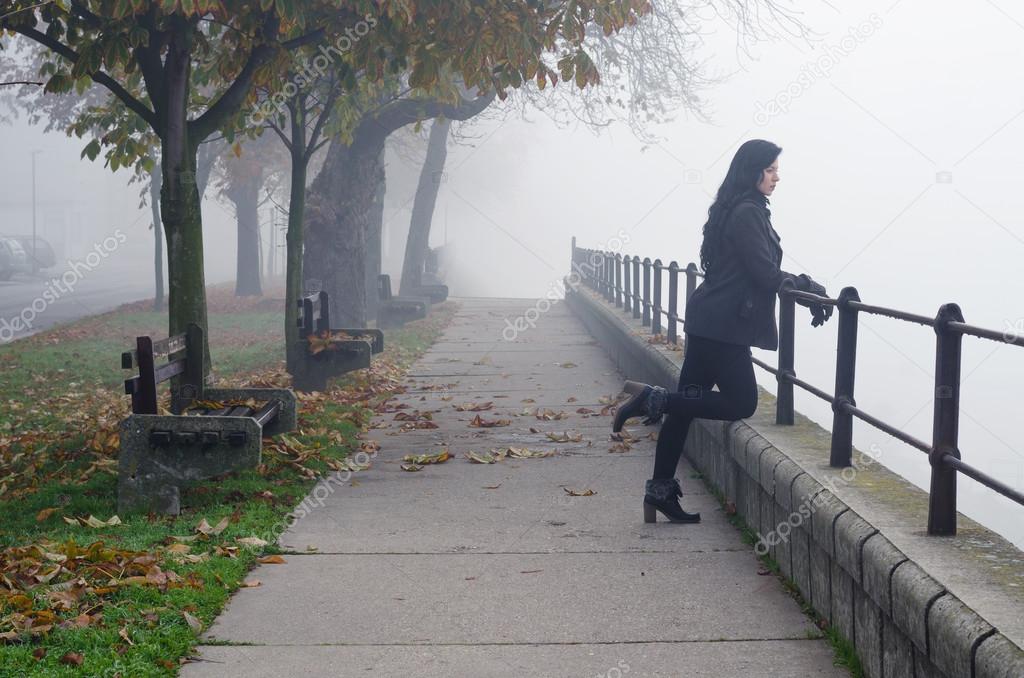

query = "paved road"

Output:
[[0, 271, 155, 343], [183, 298, 847, 677]]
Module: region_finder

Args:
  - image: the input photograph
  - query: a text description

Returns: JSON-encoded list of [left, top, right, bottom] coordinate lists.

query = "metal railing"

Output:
[[569, 237, 1024, 536]]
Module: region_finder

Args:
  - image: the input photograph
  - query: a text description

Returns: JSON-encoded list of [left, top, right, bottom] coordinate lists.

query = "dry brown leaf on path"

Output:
[[258, 555, 287, 564], [401, 463, 423, 472], [563, 487, 597, 497], [465, 451, 499, 464], [402, 449, 451, 465], [399, 420, 439, 431], [469, 414, 511, 428], [482, 483, 502, 490], [454, 401, 494, 412], [544, 431, 584, 443], [501, 447, 556, 459]]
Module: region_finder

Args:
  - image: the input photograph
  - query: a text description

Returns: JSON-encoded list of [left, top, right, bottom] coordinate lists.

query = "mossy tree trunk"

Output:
[[400, 117, 450, 294], [149, 166, 165, 312], [226, 170, 263, 297], [304, 93, 494, 328]]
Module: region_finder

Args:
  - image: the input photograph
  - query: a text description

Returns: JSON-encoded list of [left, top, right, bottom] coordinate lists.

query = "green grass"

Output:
[[0, 293, 457, 676]]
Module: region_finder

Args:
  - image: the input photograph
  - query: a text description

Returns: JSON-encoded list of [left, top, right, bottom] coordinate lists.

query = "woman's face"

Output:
[[757, 159, 780, 196]]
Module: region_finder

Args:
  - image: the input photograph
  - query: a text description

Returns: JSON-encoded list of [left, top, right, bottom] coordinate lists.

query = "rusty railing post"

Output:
[[605, 252, 615, 302], [830, 287, 860, 467], [685, 262, 699, 302], [632, 256, 642, 319], [652, 259, 663, 335], [614, 252, 623, 307], [928, 303, 964, 536], [667, 261, 679, 345], [622, 255, 632, 313], [642, 257, 652, 327], [776, 278, 796, 425]]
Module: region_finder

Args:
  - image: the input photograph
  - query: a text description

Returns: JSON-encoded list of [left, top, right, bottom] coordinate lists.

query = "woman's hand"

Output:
[[796, 274, 833, 327]]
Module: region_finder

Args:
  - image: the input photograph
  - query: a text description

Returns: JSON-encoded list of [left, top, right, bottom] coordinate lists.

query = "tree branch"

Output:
[[360, 90, 495, 146], [189, 13, 280, 142], [11, 24, 158, 129]]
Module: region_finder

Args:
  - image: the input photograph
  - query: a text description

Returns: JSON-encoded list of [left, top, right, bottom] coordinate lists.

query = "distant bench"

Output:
[[377, 274, 430, 329], [294, 291, 384, 392], [118, 324, 297, 515]]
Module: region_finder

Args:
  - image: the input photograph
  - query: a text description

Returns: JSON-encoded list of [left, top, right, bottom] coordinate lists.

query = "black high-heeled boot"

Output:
[[612, 381, 667, 433], [643, 478, 701, 524]]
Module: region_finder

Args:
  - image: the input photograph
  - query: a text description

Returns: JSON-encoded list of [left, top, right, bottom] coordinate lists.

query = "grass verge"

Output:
[[0, 288, 457, 676]]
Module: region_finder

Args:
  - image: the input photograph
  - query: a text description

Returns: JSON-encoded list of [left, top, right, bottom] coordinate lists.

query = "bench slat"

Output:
[[153, 359, 187, 384], [122, 333, 187, 370], [251, 400, 282, 427]]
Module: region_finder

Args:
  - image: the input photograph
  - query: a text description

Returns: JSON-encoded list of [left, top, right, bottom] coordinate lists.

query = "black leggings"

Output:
[[652, 333, 759, 479]]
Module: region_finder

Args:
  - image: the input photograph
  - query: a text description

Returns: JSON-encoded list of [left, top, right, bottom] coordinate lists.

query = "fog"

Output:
[[2, 0, 1022, 545]]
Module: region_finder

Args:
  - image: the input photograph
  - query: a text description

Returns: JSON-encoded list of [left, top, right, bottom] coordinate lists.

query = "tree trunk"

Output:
[[160, 26, 210, 375], [304, 135, 384, 328], [196, 139, 221, 200], [229, 172, 263, 296], [150, 166, 165, 312], [365, 148, 386, 323], [400, 118, 450, 294], [285, 150, 308, 374], [304, 93, 494, 328]]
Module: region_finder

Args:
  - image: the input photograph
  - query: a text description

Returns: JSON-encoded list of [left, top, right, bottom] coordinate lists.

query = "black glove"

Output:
[[796, 274, 833, 327], [810, 304, 831, 327]]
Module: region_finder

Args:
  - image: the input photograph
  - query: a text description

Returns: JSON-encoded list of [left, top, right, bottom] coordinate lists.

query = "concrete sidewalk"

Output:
[[183, 299, 847, 677]]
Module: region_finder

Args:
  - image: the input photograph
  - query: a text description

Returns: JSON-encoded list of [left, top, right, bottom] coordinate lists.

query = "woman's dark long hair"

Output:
[[698, 139, 782, 275]]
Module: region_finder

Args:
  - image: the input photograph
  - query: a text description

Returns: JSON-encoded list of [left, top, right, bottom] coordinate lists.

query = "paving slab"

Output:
[[184, 640, 846, 678], [183, 299, 847, 677], [203, 551, 819, 645]]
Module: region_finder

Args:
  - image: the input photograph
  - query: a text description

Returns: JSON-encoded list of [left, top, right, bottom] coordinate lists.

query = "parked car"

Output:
[[11, 236, 56, 270], [0, 238, 31, 281]]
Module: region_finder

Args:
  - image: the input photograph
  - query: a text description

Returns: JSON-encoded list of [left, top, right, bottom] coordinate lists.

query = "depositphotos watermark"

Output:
[[1003, 318, 1023, 343], [753, 13, 883, 126], [241, 444, 380, 551], [0, 229, 128, 344], [590, 661, 631, 678], [246, 15, 378, 127], [501, 230, 632, 342], [754, 443, 883, 556]]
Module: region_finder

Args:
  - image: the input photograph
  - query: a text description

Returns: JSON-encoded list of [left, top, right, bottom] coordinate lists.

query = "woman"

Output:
[[612, 139, 832, 524]]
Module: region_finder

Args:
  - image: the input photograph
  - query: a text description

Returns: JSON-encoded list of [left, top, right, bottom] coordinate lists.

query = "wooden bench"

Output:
[[118, 323, 297, 515], [406, 283, 449, 304], [377, 274, 429, 329], [294, 291, 384, 392]]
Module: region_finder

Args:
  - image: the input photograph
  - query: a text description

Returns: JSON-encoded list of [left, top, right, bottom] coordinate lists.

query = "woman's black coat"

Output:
[[683, 195, 812, 351]]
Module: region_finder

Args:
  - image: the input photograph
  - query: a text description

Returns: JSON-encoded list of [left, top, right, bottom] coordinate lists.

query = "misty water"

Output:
[[2, 1, 1021, 546]]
